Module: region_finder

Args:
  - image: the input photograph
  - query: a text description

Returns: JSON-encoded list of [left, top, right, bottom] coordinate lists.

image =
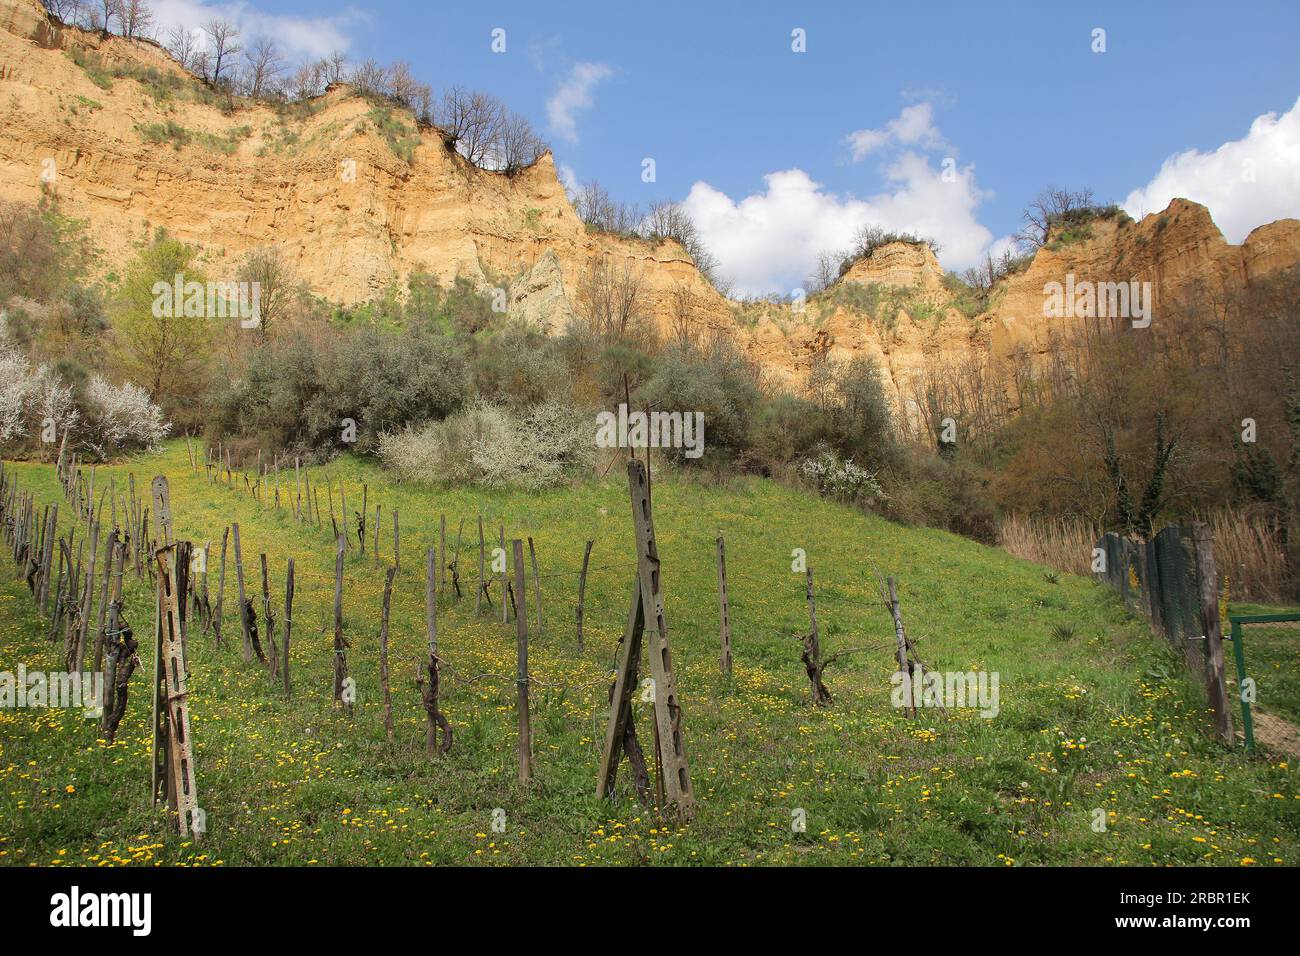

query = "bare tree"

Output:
[[165, 24, 199, 73], [1016, 186, 1097, 250], [387, 60, 417, 106], [349, 58, 389, 97], [92, 0, 121, 34], [435, 87, 501, 167], [289, 60, 324, 100], [805, 250, 840, 295], [573, 180, 640, 234], [119, 0, 153, 39], [497, 111, 546, 174], [641, 200, 718, 283], [323, 50, 347, 86], [237, 245, 298, 343], [202, 18, 243, 87], [577, 255, 646, 339], [242, 37, 285, 99], [41, 0, 84, 25]]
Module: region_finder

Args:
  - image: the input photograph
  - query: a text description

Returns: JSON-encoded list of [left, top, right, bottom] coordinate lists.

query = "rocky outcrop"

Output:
[[2, 0, 1298, 424]]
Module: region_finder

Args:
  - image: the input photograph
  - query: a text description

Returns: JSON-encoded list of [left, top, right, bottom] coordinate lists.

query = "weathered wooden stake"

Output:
[[513, 539, 533, 786], [282, 558, 294, 698], [576, 540, 593, 650], [379, 565, 395, 742], [717, 535, 732, 677], [332, 534, 349, 712], [232, 523, 251, 661]]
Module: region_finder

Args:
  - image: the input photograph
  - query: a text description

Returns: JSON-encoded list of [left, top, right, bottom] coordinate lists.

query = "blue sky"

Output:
[[156, 0, 1300, 294]]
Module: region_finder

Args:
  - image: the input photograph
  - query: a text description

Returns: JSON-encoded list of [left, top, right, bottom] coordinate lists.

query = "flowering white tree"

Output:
[[82, 375, 170, 454]]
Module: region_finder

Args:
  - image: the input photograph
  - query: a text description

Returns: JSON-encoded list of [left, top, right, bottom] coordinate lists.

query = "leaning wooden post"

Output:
[[476, 515, 486, 615], [527, 537, 543, 635], [332, 534, 349, 712], [597, 460, 695, 819], [513, 539, 533, 786], [887, 576, 916, 718], [232, 522, 251, 661], [1192, 523, 1234, 744], [576, 540, 593, 650], [418, 548, 450, 754], [282, 558, 294, 698], [716, 535, 732, 677], [802, 566, 832, 706], [91, 529, 119, 673], [379, 565, 395, 742], [392, 509, 400, 574]]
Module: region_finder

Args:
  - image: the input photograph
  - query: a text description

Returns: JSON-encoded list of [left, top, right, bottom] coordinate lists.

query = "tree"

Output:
[[1016, 186, 1096, 250], [323, 50, 348, 85], [242, 37, 285, 98], [110, 239, 212, 411], [435, 87, 502, 167], [165, 24, 200, 73], [349, 58, 389, 97], [576, 255, 646, 339], [92, 0, 120, 34], [237, 245, 297, 343], [202, 18, 242, 87], [119, 0, 153, 39]]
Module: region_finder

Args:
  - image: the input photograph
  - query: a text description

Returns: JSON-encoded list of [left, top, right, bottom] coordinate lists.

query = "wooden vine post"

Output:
[[232, 522, 251, 662], [802, 566, 832, 705], [512, 540, 533, 785], [597, 459, 695, 819], [379, 565, 395, 742], [148, 476, 201, 839], [332, 534, 349, 712], [475, 515, 486, 614], [576, 540, 593, 650], [887, 576, 917, 718], [716, 535, 732, 677], [417, 547, 451, 754], [283, 558, 295, 698], [1192, 523, 1234, 744]]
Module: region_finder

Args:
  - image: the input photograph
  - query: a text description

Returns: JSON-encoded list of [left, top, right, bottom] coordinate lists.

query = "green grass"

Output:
[[0, 443, 1295, 866]]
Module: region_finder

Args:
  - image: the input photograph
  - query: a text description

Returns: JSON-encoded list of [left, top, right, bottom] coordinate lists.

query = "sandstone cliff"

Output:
[[2, 0, 1298, 428]]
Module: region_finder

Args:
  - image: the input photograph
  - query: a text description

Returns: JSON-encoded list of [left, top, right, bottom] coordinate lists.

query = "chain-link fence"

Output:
[[1095, 524, 1235, 742]]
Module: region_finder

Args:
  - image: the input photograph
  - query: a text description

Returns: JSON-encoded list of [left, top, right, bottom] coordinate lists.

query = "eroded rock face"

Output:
[[2, 0, 1298, 419]]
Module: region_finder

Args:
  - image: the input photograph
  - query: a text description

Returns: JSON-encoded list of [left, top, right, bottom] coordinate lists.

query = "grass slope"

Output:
[[0, 443, 1295, 866]]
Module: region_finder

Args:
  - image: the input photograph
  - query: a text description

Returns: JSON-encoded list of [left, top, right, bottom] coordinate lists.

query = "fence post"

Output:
[[716, 536, 732, 677], [283, 558, 294, 698], [332, 534, 349, 712], [379, 565, 395, 742], [576, 540, 593, 650], [513, 539, 532, 786], [1192, 524, 1233, 745], [528, 536, 542, 636], [1229, 619, 1255, 753]]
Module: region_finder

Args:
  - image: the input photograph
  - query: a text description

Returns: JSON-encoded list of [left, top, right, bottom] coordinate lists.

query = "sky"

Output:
[[151, 0, 1300, 296]]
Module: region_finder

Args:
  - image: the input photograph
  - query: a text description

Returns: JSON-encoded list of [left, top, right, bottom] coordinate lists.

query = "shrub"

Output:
[[379, 400, 595, 489], [797, 446, 884, 503], [81, 375, 170, 456]]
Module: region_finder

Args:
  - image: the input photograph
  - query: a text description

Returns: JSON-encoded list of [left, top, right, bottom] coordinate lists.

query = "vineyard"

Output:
[[0, 442, 1295, 866]]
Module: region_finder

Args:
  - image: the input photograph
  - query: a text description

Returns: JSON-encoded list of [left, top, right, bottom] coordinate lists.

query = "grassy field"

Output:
[[0, 442, 1296, 866]]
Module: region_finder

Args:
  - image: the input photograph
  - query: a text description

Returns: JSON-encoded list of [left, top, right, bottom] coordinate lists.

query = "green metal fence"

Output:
[[1224, 613, 1294, 754]]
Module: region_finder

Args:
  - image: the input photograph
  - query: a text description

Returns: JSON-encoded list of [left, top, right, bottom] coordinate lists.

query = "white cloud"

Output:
[[1123, 95, 1300, 242], [151, 0, 365, 62], [546, 62, 612, 143], [846, 103, 945, 161], [557, 162, 580, 196], [682, 156, 997, 297]]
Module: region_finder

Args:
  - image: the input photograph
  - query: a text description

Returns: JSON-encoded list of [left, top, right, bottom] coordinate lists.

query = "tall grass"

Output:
[[998, 508, 1290, 604]]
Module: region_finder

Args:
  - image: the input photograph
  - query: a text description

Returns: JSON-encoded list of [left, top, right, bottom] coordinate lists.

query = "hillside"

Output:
[[1, 442, 1295, 865], [2, 0, 1299, 428]]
